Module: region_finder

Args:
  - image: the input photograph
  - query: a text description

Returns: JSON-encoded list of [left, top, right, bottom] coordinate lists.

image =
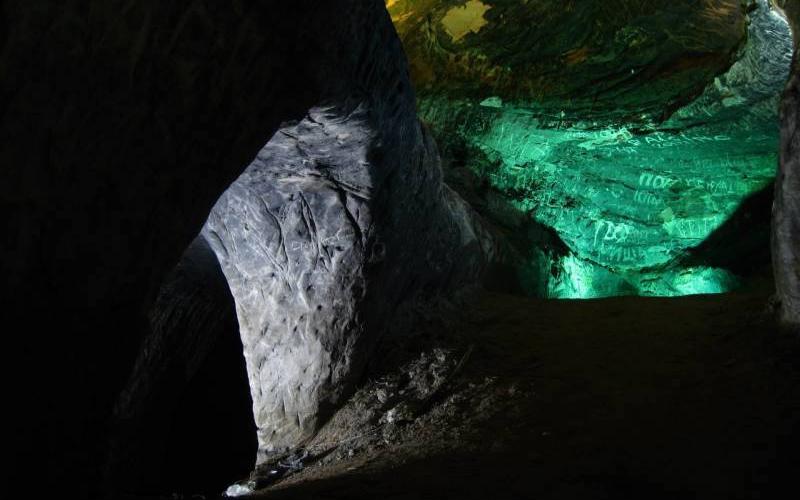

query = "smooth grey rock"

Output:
[[203, 102, 494, 461]]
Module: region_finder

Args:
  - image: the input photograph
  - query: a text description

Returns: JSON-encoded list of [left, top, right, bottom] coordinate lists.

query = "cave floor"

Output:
[[254, 275, 799, 500]]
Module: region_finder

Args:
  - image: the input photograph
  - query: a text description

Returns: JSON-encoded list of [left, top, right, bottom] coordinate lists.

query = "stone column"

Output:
[[773, 0, 800, 330]]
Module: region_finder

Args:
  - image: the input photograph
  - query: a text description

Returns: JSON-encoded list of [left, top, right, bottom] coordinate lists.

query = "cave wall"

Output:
[[2, 0, 479, 495], [773, 0, 800, 329], [3, 1, 799, 496], [387, 0, 795, 298], [387, 0, 748, 116]]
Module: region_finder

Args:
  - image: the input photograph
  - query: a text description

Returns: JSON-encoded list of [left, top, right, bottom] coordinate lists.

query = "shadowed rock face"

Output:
[[107, 237, 255, 493], [773, 0, 800, 329], [2, 0, 489, 495], [203, 103, 494, 461]]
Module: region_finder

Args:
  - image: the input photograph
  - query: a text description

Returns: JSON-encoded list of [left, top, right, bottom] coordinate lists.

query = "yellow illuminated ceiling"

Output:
[[384, 0, 747, 115], [440, 0, 491, 42]]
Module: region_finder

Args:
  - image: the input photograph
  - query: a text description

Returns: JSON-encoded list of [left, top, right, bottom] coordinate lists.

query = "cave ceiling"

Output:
[[388, 0, 749, 116], [387, 0, 795, 298]]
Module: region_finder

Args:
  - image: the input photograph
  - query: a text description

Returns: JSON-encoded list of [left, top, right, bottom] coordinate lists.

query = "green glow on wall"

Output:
[[421, 96, 778, 298], [410, 0, 793, 298]]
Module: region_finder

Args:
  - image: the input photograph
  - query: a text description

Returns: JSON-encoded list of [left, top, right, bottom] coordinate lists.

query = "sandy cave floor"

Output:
[[242, 274, 800, 500]]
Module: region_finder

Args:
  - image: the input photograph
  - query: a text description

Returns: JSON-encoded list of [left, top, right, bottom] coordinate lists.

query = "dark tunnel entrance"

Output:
[[109, 237, 256, 495]]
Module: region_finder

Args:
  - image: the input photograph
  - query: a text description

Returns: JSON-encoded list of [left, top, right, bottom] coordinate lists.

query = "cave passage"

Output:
[[390, 0, 795, 298]]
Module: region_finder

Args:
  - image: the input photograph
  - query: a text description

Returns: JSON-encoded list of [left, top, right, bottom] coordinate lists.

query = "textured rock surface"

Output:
[[1, 0, 473, 494], [387, 0, 747, 118], [773, 0, 800, 329], [391, 0, 795, 298], [203, 102, 495, 461], [2, 1, 798, 497]]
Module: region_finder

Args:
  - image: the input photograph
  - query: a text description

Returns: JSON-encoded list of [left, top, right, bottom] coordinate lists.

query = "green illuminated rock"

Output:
[[389, 0, 794, 297], [388, 0, 747, 117]]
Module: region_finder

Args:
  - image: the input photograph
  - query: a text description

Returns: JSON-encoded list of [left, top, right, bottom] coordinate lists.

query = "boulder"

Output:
[[203, 102, 494, 463]]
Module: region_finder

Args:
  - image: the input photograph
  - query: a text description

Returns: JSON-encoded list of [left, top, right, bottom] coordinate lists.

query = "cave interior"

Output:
[[3, 0, 800, 499]]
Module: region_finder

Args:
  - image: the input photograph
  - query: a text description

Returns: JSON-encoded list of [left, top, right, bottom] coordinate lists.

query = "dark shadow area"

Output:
[[162, 320, 256, 494], [3, 2, 394, 494], [265, 439, 800, 500], [439, 136, 573, 297], [108, 237, 256, 495], [258, 286, 800, 500], [681, 182, 775, 276]]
